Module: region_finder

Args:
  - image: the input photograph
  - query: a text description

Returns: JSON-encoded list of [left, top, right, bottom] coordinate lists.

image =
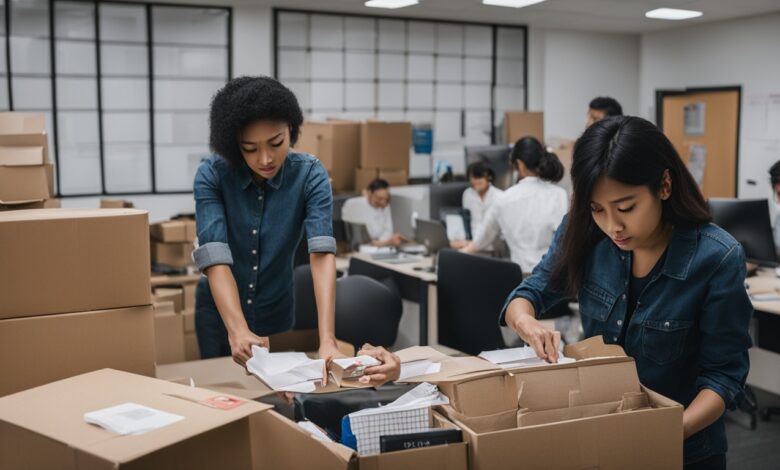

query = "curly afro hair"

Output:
[[209, 76, 303, 167]]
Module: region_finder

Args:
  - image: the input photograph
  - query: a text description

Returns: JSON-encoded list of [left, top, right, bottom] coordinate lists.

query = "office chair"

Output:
[[334, 275, 403, 350], [292, 265, 318, 330], [437, 248, 524, 355]]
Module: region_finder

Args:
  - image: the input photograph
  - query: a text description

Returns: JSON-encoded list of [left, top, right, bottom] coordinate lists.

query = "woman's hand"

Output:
[[228, 329, 268, 367], [319, 337, 347, 386], [356, 343, 401, 386], [449, 239, 468, 249], [506, 297, 561, 363]]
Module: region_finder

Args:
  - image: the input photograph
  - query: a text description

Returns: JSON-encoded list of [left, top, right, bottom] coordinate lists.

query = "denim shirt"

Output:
[[500, 218, 753, 464], [192, 152, 336, 335]]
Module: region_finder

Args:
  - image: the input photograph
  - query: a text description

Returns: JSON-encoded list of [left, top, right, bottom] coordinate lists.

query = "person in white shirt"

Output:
[[462, 137, 568, 273], [341, 178, 407, 247], [769, 161, 780, 253], [451, 162, 504, 249]]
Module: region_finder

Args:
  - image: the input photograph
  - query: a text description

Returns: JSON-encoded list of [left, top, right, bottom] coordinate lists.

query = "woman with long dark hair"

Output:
[[500, 116, 752, 469]]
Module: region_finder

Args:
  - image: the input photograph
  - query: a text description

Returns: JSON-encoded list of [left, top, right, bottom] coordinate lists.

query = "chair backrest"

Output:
[[335, 275, 403, 350], [436, 248, 523, 355], [293, 265, 318, 330]]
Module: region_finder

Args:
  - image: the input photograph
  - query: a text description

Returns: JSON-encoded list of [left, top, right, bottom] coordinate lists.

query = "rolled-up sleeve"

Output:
[[192, 159, 234, 271], [499, 215, 569, 325], [303, 161, 336, 254], [696, 244, 753, 409]]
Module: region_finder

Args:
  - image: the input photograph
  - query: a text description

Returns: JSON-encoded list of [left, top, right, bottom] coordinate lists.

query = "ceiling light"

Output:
[[645, 8, 703, 20], [482, 0, 546, 8], [365, 0, 419, 9]]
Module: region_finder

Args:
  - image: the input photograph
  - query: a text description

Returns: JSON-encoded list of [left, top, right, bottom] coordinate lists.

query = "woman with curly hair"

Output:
[[192, 76, 399, 386]]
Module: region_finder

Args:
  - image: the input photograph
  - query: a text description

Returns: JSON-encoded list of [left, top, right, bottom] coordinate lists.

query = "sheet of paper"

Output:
[[297, 420, 334, 442], [246, 346, 324, 391], [479, 346, 575, 368], [398, 359, 441, 381], [84, 402, 183, 436]]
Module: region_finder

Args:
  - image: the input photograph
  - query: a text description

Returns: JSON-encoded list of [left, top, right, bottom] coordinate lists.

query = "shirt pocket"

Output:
[[579, 282, 615, 322], [641, 319, 693, 365]]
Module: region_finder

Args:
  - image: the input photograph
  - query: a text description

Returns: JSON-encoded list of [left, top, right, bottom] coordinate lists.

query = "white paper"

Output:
[[479, 346, 574, 369], [297, 420, 334, 442], [246, 346, 324, 392], [84, 402, 183, 436], [398, 359, 441, 381]]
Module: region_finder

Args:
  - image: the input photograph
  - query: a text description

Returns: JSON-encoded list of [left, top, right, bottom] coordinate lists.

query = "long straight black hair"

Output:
[[553, 116, 711, 294]]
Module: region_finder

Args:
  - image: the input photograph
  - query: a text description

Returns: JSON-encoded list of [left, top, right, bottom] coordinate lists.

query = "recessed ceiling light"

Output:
[[482, 0, 546, 8], [365, 0, 419, 9], [645, 8, 703, 20]]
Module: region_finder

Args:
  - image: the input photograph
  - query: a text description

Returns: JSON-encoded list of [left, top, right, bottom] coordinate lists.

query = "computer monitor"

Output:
[[415, 218, 450, 255], [429, 182, 469, 222], [464, 144, 513, 190], [708, 198, 777, 266], [344, 222, 372, 252]]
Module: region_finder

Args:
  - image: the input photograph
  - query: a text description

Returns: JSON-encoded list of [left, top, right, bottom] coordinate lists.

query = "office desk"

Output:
[[346, 253, 437, 346], [746, 273, 780, 396]]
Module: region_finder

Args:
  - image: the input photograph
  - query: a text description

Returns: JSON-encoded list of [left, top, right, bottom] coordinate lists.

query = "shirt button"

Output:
[[249, 284, 254, 289], [664, 321, 671, 329], [258, 196, 263, 201], [620, 255, 625, 261], [252, 249, 257, 255], [613, 336, 618, 342], [247, 299, 253, 305], [252, 229, 257, 235], [253, 266, 258, 271], [617, 319, 623, 326], [621, 294, 626, 300]]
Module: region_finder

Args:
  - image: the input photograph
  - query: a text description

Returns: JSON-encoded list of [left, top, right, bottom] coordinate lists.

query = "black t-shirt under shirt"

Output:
[[618, 249, 668, 345]]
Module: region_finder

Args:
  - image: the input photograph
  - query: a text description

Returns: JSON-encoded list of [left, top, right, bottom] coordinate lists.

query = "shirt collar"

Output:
[[238, 158, 286, 191]]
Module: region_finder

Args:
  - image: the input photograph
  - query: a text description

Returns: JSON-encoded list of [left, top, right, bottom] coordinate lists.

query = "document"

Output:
[[479, 346, 574, 369], [84, 402, 183, 435], [398, 359, 441, 381], [297, 420, 334, 442]]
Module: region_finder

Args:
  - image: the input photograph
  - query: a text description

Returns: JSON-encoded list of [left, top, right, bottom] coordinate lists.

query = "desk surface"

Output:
[[349, 252, 438, 283], [747, 274, 780, 316]]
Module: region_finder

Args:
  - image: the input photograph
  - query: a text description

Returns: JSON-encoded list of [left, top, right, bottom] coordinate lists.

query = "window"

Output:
[[1, 0, 231, 196]]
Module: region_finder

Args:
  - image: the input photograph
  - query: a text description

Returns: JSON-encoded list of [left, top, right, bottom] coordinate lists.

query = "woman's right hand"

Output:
[[506, 297, 561, 363], [228, 329, 269, 367]]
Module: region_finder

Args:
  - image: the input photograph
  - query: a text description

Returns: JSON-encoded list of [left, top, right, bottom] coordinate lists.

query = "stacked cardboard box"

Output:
[[356, 121, 412, 191], [152, 272, 201, 360], [153, 300, 186, 365], [100, 198, 135, 208], [0, 112, 57, 211], [0, 208, 156, 396], [150, 218, 197, 269], [503, 111, 544, 145], [296, 121, 361, 193]]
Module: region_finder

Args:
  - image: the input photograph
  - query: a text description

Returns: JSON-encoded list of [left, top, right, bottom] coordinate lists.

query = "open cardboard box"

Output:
[[0, 369, 271, 469], [150, 219, 196, 243], [249, 408, 468, 470], [432, 337, 684, 470], [0, 112, 50, 205]]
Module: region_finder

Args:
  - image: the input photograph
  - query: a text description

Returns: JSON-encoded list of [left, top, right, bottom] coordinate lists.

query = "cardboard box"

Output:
[[360, 122, 412, 172], [184, 331, 200, 361], [355, 167, 379, 192], [249, 408, 467, 470], [0, 305, 156, 397], [182, 308, 195, 333], [183, 282, 197, 310], [152, 240, 195, 268], [504, 111, 544, 145], [379, 168, 407, 187], [157, 356, 277, 400], [100, 198, 134, 208], [434, 338, 683, 470], [154, 287, 185, 313], [154, 301, 186, 365], [0, 209, 151, 320], [150, 272, 203, 288], [0, 113, 50, 205], [151, 219, 197, 243], [0, 369, 271, 469], [0, 197, 59, 211], [297, 121, 361, 192]]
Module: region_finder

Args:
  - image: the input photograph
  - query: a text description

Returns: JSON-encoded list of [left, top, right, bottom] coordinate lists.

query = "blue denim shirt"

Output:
[[500, 218, 753, 464], [192, 152, 336, 335]]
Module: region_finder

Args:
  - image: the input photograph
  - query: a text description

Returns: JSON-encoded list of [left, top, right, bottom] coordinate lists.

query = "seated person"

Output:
[[462, 137, 568, 273], [587, 96, 623, 127], [770, 160, 780, 255], [450, 161, 503, 249], [341, 178, 408, 247]]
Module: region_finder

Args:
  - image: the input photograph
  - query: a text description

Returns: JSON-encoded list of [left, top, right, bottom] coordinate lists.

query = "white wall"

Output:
[[640, 13, 780, 199], [538, 29, 639, 141]]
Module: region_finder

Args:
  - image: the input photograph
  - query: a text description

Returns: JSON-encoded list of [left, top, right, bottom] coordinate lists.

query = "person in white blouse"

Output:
[[451, 162, 504, 249], [341, 178, 408, 247], [462, 137, 569, 273]]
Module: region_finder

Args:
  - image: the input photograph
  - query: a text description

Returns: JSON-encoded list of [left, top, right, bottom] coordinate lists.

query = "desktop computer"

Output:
[[708, 198, 777, 266], [464, 144, 514, 190]]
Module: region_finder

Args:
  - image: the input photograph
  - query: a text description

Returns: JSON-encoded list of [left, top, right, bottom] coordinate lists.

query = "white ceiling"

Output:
[[235, 0, 780, 34]]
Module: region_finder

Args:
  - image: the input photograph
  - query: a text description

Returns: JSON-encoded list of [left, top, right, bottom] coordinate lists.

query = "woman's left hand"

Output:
[[356, 343, 401, 387], [318, 338, 347, 385]]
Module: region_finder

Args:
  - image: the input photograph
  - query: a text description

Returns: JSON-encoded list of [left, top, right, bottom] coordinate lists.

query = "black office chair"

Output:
[[292, 265, 318, 330], [437, 248, 523, 355], [335, 275, 403, 350]]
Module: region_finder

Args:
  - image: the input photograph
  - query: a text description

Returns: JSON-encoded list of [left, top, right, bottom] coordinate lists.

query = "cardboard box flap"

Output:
[[563, 335, 627, 361], [395, 346, 502, 384], [0, 141, 46, 166], [0, 207, 147, 222], [0, 369, 270, 464], [157, 357, 277, 400], [0, 112, 46, 134], [0, 197, 46, 206]]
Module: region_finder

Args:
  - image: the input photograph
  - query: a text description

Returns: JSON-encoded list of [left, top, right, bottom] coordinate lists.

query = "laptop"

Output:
[[414, 218, 450, 273]]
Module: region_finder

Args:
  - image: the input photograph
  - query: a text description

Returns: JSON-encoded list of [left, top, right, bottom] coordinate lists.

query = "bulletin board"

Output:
[[656, 87, 740, 198]]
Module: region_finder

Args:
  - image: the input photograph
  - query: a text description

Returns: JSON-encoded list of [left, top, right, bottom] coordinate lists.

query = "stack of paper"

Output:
[[84, 402, 183, 435], [348, 383, 449, 455], [479, 346, 575, 369]]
